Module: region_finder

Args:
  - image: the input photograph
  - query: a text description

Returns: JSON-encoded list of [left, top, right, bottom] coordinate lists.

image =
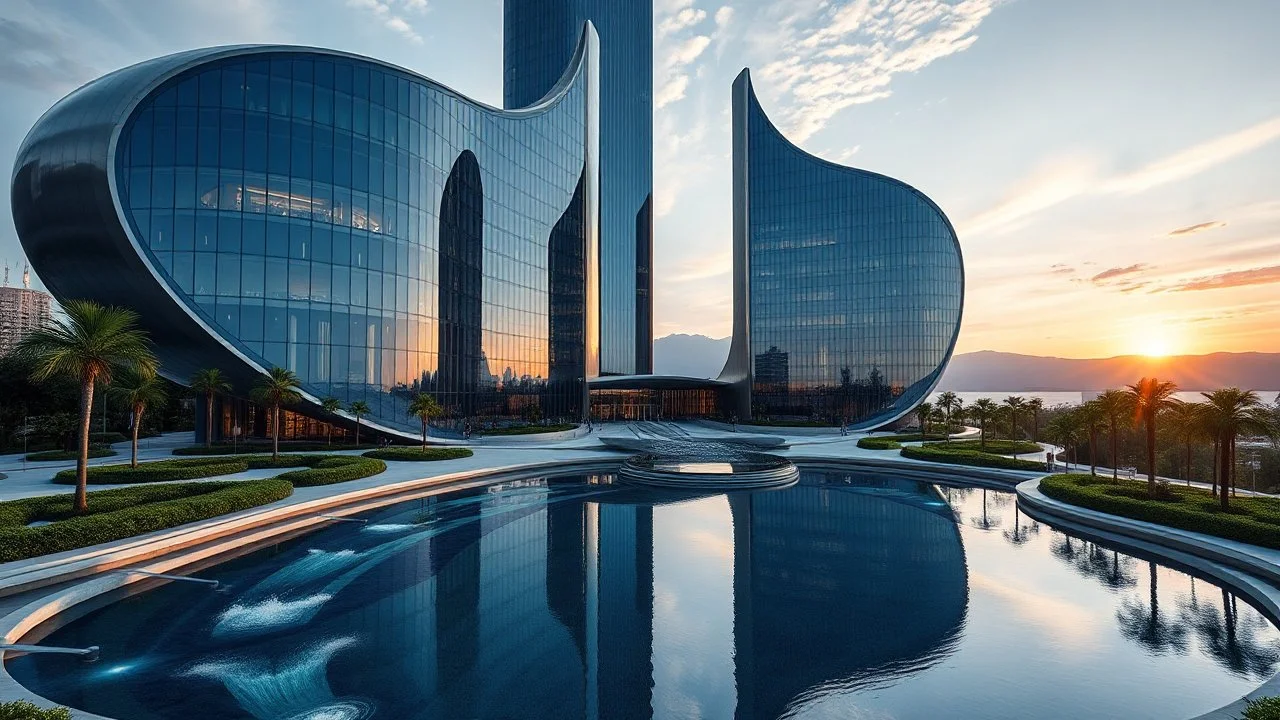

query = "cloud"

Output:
[[346, 0, 423, 43], [715, 6, 735, 28], [655, 0, 719, 109], [1168, 221, 1226, 236], [754, 0, 996, 143], [1049, 264, 1075, 275], [0, 16, 100, 90], [960, 115, 1280, 238], [1091, 264, 1149, 283], [1167, 265, 1280, 293]]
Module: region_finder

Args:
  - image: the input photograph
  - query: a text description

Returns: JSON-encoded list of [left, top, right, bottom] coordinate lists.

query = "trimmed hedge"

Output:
[[900, 445, 1047, 471], [923, 439, 1042, 455], [0, 479, 295, 562], [276, 456, 387, 487], [866, 433, 952, 443], [25, 447, 116, 462], [88, 431, 128, 445], [1039, 474, 1280, 550], [1243, 697, 1280, 720], [0, 702, 72, 720], [480, 423, 577, 436], [857, 437, 902, 450], [172, 442, 377, 456], [363, 447, 474, 462], [54, 458, 250, 485]]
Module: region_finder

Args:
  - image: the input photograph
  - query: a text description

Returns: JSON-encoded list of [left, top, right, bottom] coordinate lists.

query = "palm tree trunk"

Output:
[[421, 419, 427, 451], [1230, 437, 1237, 499], [131, 407, 142, 468], [76, 374, 95, 513], [979, 420, 986, 451], [1211, 436, 1219, 495], [355, 417, 361, 447], [1219, 431, 1231, 509], [205, 391, 214, 447], [1146, 413, 1156, 496], [1110, 418, 1118, 481], [271, 404, 280, 460], [1089, 428, 1097, 477]]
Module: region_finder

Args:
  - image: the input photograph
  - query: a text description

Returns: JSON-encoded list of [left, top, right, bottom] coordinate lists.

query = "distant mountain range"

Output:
[[937, 351, 1280, 392], [653, 335, 1280, 391]]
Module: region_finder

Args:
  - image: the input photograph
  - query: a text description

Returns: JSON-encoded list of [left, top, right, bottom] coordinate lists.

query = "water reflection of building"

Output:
[[729, 472, 969, 719]]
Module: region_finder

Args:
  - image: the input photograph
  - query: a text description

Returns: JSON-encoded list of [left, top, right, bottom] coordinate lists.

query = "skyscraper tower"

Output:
[[504, 0, 654, 375]]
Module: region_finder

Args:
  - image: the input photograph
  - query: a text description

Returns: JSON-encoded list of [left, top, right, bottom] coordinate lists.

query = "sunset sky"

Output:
[[2, 0, 1277, 359]]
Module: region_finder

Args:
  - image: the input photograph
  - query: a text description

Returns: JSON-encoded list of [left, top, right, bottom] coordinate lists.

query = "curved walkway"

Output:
[[1017, 476, 1280, 719]]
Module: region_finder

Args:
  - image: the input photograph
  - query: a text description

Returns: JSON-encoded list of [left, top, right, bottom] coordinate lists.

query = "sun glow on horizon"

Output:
[[1134, 326, 1177, 358]]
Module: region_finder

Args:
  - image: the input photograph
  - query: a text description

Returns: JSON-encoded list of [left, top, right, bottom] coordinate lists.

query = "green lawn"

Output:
[[479, 423, 577, 436], [1039, 474, 1280, 549], [900, 444, 1047, 471], [857, 437, 902, 450], [54, 454, 387, 486], [363, 447, 474, 462], [864, 432, 953, 442], [923, 439, 1042, 455]]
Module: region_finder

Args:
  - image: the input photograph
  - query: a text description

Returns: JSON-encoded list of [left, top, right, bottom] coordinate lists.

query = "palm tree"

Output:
[[13, 300, 156, 513], [1047, 411, 1082, 471], [249, 367, 302, 459], [408, 393, 444, 450], [1165, 401, 1205, 486], [915, 401, 934, 436], [109, 368, 167, 468], [1126, 377, 1180, 496], [937, 391, 959, 441], [320, 397, 342, 445], [1077, 401, 1104, 477], [349, 400, 371, 447], [189, 368, 232, 448], [969, 398, 998, 451], [1003, 396, 1027, 441], [1027, 397, 1044, 443], [1096, 389, 1131, 481], [1200, 389, 1278, 509]]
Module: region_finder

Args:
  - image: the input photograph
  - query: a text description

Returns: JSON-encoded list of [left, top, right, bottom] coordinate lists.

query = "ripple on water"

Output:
[[283, 700, 375, 720]]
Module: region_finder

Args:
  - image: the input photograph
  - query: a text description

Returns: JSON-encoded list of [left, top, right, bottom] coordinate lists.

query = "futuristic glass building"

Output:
[[717, 71, 965, 428], [504, 0, 654, 376], [12, 31, 600, 438]]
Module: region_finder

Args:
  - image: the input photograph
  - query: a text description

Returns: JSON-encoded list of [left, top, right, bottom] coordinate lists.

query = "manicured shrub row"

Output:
[[276, 456, 387, 487], [1039, 474, 1280, 549], [172, 442, 377, 456], [88, 431, 128, 445], [363, 447, 474, 462], [480, 423, 578, 436], [1243, 696, 1280, 720], [0, 701, 72, 720], [0, 479, 295, 562], [924, 439, 1042, 455], [900, 445, 1047, 471], [25, 446, 116, 462], [857, 437, 902, 450], [54, 458, 250, 485], [866, 433, 952, 442]]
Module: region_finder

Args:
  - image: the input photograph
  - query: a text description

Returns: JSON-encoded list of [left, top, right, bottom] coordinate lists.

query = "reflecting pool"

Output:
[[8, 470, 1279, 719]]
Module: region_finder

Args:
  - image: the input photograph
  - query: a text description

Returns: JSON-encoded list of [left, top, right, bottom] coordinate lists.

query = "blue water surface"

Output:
[[8, 469, 1278, 719]]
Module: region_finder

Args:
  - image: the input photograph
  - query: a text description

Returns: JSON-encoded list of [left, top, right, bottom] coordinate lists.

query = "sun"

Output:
[[1135, 328, 1175, 358]]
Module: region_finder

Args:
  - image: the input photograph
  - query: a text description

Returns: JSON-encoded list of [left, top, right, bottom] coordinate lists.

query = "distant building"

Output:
[[0, 266, 52, 356]]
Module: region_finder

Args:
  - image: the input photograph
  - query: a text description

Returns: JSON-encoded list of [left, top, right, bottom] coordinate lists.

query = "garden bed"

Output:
[[900, 445, 1047, 471], [363, 447, 474, 462], [857, 437, 902, 450], [172, 442, 376, 456], [479, 423, 577, 436], [1038, 474, 1280, 549], [923, 439, 1042, 455], [54, 458, 250, 485], [0, 479, 295, 562]]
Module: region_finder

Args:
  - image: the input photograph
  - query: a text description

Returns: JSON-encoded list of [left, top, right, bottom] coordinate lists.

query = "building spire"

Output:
[[23, 263, 30, 289]]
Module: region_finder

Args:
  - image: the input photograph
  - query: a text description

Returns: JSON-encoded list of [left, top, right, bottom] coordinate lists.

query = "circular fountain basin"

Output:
[[619, 450, 798, 490]]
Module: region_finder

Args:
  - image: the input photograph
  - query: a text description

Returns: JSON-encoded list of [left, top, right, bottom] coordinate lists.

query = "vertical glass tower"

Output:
[[505, 0, 654, 375]]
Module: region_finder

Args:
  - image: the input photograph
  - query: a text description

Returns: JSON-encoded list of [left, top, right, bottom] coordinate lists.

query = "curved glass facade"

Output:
[[13, 38, 599, 437], [505, 0, 653, 375], [722, 71, 964, 429]]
